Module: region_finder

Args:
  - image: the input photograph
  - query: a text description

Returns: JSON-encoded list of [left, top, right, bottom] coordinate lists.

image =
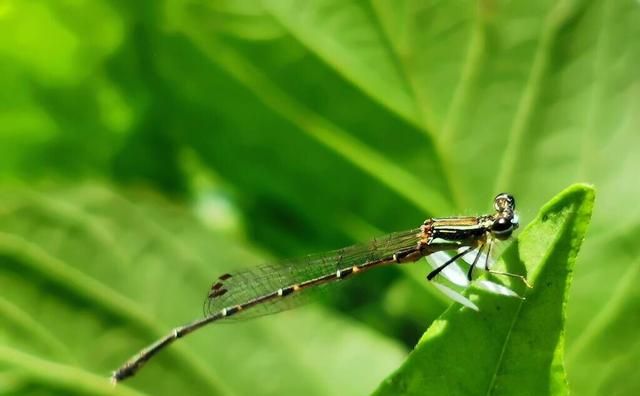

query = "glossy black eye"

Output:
[[492, 217, 513, 234]]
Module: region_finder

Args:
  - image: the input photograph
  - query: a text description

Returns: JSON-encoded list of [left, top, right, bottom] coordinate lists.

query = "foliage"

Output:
[[0, 186, 405, 395], [375, 184, 594, 396], [1, 0, 639, 395]]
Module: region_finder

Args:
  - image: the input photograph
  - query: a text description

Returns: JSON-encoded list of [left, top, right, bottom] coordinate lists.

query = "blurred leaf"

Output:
[[159, 4, 640, 392], [0, 0, 638, 394], [260, 0, 421, 126], [0, 0, 131, 182], [0, 185, 405, 396], [373, 184, 595, 396]]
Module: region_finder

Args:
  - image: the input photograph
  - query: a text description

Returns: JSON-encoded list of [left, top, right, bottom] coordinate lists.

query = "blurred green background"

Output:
[[0, 0, 638, 395]]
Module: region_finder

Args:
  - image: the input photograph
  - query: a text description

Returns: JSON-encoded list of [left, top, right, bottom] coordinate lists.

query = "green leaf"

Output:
[[0, 185, 405, 396], [373, 184, 595, 396], [260, 0, 422, 127], [1, 1, 638, 394]]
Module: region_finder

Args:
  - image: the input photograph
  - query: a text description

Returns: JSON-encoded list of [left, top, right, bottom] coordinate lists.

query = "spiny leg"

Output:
[[484, 237, 493, 270], [483, 238, 532, 288], [466, 242, 487, 281], [427, 246, 475, 281], [487, 269, 533, 288]]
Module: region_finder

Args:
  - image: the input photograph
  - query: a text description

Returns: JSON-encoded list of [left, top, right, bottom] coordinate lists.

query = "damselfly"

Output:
[[112, 193, 529, 383]]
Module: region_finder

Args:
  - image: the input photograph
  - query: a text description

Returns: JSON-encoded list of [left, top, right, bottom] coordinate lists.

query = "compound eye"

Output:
[[492, 217, 513, 234], [494, 193, 516, 211]]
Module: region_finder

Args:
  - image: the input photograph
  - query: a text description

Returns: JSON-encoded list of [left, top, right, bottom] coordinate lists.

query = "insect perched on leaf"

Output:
[[112, 193, 529, 383]]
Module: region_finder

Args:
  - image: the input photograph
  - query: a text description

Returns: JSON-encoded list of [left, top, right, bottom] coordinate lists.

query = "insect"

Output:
[[112, 193, 529, 383]]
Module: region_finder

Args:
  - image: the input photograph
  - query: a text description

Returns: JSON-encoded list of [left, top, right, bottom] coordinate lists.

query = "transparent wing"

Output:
[[428, 251, 470, 287], [473, 279, 520, 297], [431, 282, 479, 311], [205, 228, 422, 320], [426, 240, 520, 309]]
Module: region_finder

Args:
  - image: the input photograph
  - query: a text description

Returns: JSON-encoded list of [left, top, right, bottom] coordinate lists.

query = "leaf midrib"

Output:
[[78, 190, 337, 395], [0, 297, 72, 360], [577, 0, 609, 180], [7, 188, 339, 395], [494, 0, 576, 192], [484, 300, 525, 396], [0, 232, 233, 396], [0, 345, 148, 396], [180, 21, 454, 215]]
